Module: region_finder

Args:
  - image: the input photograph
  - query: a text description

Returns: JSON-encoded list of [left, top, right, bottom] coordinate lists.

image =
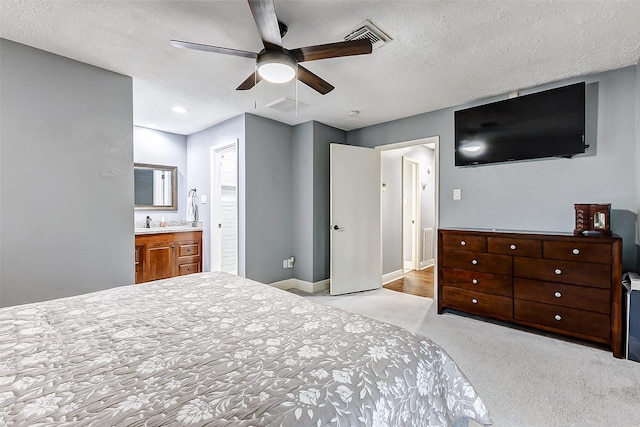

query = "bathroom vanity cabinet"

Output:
[[135, 230, 202, 284]]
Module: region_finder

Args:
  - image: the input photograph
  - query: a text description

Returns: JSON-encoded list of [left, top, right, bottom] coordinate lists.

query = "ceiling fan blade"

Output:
[[288, 39, 372, 62], [248, 0, 282, 50], [297, 65, 334, 95], [236, 71, 262, 90], [171, 40, 258, 59]]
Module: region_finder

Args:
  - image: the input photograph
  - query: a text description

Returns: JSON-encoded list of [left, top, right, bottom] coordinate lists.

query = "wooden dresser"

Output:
[[135, 230, 202, 284], [437, 229, 623, 358]]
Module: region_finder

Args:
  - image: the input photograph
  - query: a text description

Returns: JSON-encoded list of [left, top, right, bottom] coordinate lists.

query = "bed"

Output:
[[0, 271, 492, 426]]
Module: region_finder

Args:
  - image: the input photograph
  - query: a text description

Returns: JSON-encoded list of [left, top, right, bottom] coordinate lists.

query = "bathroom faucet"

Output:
[[146, 216, 152, 228]]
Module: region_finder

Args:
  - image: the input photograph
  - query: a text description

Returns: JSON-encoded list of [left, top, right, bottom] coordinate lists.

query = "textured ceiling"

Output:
[[2, 1, 640, 136]]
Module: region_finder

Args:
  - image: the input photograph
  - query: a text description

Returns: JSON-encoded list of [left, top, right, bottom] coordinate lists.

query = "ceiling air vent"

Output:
[[343, 20, 391, 49], [265, 97, 308, 113]]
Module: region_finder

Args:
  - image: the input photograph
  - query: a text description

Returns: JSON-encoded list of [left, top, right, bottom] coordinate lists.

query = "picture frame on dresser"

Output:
[[437, 228, 624, 358]]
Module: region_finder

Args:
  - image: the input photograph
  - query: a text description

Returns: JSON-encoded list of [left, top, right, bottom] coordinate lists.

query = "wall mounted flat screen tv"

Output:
[[455, 82, 586, 166]]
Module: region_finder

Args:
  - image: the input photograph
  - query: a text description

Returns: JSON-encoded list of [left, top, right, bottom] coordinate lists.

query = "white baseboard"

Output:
[[270, 278, 330, 293], [420, 259, 434, 270], [270, 278, 298, 290], [382, 269, 404, 284]]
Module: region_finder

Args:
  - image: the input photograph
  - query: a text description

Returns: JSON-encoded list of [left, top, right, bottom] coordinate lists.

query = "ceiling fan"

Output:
[[170, 0, 372, 95]]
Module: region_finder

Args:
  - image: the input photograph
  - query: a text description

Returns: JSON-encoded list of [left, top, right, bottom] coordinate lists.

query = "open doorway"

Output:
[[377, 136, 438, 299]]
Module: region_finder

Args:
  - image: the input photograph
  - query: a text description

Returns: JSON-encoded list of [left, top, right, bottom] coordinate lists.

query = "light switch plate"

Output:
[[200, 195, 207, 204]]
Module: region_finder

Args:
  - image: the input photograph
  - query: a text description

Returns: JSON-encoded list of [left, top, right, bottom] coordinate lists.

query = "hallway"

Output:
[[384, 267, 434, 298]]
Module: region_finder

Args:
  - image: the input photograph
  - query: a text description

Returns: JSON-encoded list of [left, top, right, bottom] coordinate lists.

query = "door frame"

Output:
[[210, 139, 239, 273], [376, 136, 440, 301]]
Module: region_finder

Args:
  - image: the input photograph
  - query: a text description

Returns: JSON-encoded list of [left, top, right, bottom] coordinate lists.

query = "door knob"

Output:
[[332, 225, 345, 231]]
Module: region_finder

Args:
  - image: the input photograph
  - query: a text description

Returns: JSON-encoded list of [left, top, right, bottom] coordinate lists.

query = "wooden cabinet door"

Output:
[[146, 242, 175, 281], [135, 245, 144, 284]]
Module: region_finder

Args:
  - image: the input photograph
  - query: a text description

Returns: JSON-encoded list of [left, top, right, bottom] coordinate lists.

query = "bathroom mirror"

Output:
[[134, 163, 178, 211]]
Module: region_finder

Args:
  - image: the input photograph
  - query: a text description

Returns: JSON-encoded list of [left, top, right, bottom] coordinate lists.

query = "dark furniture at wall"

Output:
[[438, 228, 623, 358]]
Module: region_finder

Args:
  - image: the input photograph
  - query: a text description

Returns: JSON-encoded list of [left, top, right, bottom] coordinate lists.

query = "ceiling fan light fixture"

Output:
[[257, 52, 296, 84]]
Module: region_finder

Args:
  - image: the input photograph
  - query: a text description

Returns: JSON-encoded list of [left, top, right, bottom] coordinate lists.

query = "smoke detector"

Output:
[[343, 20, 392, 49]]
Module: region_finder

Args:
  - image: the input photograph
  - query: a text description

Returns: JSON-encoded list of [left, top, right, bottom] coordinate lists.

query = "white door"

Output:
[[330, 143, 381, 295], [211, 141, 238, 274]]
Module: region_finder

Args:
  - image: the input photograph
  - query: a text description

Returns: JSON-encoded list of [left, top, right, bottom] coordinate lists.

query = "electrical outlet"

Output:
[[453, 188, 461, 200], [287, 256, 295, 268]]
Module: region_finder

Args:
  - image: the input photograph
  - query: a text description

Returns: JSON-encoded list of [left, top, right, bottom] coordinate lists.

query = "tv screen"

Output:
[[455, 82, 586, 166]]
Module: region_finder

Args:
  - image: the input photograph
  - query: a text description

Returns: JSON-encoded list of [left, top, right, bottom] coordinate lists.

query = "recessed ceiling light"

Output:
[[172, 106, 188, 114], [347, 110, 360, 117]]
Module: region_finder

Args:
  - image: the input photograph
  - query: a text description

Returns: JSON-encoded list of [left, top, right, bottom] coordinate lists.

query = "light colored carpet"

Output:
[[293, 287, 640, 426]]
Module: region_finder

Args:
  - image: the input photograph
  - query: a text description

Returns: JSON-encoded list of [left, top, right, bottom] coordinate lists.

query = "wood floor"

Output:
[[383, 267, 434, 298]]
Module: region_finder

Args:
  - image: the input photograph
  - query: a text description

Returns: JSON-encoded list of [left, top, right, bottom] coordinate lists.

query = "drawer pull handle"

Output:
[[187, 267, 191, 272], [472, 279, 478, 284], [187, 248, 191, 252], [510, 244, 516, 250], [572, 248, 580, 255], [554, 314, 562, 321], [554, 291, 562, 298], [554, 268, 562, 275], [460, 240, 466, 246], [471, 259, 478, 265], [472, 298, 478, 304]]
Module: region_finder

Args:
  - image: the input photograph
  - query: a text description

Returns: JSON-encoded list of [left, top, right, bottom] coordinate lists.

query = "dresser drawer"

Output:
[[514, 257, 610, 289], [442, 234, 486, 252], [442, 287, 513, 318], [488, 237, 541, 258], [443, 268, 512, 297], [178, 262, 200, 276], [543, 240, 611, 264], [514, 300, 610, 340], [514, 278, 610, 314], [178, 243, 200, 258], [443, 251, 512, 275]]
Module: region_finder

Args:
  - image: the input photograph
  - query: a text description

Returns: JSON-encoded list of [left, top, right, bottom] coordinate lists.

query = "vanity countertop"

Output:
[[135, 225, 203, 235]]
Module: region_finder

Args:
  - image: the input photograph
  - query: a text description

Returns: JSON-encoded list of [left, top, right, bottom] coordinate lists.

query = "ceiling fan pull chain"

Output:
[[295, 65, 299, 118], [254, 64, 257, 110]]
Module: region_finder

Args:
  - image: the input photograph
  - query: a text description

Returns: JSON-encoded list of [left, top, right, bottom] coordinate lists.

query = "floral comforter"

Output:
[[0, 272, 492, 426]]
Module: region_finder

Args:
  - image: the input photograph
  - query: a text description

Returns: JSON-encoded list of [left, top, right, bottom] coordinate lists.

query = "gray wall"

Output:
[[186, 114, 245, 274], [348, 66, 638, 272], [189, 117, 340, 285], [0, 39, 134, 307], [292, 121, 347, 284], [134, 126, 188, 223], [292, 122, 315, 283], [244, 114, 294, 284], [312, 122, 346, 282]]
